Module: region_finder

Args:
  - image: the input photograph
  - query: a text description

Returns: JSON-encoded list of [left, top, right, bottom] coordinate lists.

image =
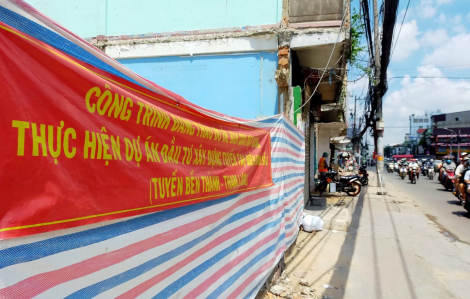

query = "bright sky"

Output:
[[348, 0, 470, 145]]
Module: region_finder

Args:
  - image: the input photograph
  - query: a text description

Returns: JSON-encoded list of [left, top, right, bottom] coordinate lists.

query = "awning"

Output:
[[331, 136, 351, 144], [435, 134, 470, 138]]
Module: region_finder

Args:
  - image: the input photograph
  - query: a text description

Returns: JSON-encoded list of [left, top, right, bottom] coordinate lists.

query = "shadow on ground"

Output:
[[323, 182, 419, 299]]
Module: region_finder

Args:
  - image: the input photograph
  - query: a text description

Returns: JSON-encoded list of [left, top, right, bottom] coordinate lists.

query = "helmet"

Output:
[[323, 152, 329, 157], [446, 159, 451, 164], [430, 159, 434, 162]]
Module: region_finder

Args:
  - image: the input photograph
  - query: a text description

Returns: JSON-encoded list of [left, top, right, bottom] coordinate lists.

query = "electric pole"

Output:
[[354, 96, 357, 160], [373, 0, 386, 194]]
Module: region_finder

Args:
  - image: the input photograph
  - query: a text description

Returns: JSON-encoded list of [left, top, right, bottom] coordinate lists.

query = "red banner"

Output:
[[0, 22, 273, 239]]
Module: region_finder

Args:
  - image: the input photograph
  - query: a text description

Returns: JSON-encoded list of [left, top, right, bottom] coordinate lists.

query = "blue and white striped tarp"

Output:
[[0, 1, 305, 298]]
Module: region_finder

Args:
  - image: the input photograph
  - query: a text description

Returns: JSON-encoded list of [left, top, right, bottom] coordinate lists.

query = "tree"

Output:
[[384, 146, 393, 157]]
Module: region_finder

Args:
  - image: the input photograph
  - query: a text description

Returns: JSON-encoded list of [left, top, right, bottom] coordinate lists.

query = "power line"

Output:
[[389, 76, 470, 80], [390, 0, 410, 61], [391, 64, 470, 70]]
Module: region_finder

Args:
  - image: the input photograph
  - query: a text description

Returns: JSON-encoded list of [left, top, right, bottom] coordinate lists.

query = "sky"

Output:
[[348, 0, 470, 145]]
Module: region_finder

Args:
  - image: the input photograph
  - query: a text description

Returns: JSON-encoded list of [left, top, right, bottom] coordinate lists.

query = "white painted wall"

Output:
[[106, 34, 278, 59]]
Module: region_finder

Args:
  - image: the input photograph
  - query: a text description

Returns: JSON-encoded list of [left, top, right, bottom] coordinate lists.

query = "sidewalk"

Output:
[[278, 172, 470, 299]]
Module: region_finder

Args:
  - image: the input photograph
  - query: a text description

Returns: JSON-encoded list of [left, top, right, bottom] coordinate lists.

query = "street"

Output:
[[275, 170, 470, 299], [384, 170, 470, 245]]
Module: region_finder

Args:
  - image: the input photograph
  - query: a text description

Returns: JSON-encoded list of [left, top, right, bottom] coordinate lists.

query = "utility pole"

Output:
[[373, 0, 386, 194], [450, 131, 453, 156], [354, 96, 357, 159]]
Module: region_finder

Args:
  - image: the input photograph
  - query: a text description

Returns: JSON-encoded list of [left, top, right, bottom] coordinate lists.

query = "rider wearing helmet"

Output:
[[455, 155, 469, 196], [462, 159, 470, 205], [441, 157, 456, 183], [408, 158, 419, 180]]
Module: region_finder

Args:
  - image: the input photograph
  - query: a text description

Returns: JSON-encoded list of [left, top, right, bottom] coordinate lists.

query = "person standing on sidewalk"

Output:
[[318, 152, 329, 180]]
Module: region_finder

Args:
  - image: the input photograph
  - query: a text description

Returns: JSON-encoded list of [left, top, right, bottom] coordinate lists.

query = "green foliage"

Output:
[[348, 8, 374, 82], [384, 146, 393, 157], [349, 8, 366, 68], [418, 135, 425, 146]]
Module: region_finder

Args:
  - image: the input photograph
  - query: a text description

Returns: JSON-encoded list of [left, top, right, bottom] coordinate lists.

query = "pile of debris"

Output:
[[257, 272, 317, 299]]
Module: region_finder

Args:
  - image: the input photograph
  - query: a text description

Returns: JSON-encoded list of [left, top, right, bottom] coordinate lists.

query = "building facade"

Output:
[[408, 110, 441, 142], [430, 110, 470, 158]]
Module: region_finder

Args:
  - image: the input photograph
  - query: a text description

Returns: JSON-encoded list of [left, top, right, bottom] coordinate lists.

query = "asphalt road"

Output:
[[383, 169, 470, 245]]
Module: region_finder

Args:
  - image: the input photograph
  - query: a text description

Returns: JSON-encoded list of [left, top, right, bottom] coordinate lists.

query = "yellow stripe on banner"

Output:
[[0, 183, 274, 233], [0, 24, 269, 135]]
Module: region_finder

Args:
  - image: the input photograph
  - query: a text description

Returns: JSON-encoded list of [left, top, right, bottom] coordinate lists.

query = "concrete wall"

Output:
[[289, 0, 343, 23], [119, 52, 278, 119], [26, 0, 282, 37]]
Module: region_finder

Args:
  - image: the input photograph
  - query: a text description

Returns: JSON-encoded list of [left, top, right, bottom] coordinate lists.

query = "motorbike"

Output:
[[428, 167, 435, 180], [459, 177, 470, 212], [315, 168, 362, 196], [394, 163, 399, 173], [422, 165, 429, 176], [463, 186, 470, 214], [443, 169, 455, 191], [456, 182, 465, 206], [409, 166, 419, 184], [399, 165, 407, 180], [387, 163, 394, 173], [358, 164, 369, 186]]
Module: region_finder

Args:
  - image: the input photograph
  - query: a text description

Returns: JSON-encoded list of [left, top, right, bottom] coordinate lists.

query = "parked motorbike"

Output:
[[399, 166, 407, 180], [315, 168, 362, 196], [358, 164, 369, 186], [409, 166, 419, 184]]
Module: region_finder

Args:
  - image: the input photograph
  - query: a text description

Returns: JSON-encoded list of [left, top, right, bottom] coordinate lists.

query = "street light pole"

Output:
[[450, 131, 453, 156], [443, 127, 456, 158]]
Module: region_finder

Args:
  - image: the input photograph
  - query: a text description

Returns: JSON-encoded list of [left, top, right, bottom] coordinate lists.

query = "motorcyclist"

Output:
[[408, 158, 419, 180], [455, 156, 469, 196], [454, 153, 468, 194], [428, 159, 435, 177], [441, 158, 456, 184], [398, 158, 408, 177], [462, 160, 470, 205], [421, 159, 429, 175]]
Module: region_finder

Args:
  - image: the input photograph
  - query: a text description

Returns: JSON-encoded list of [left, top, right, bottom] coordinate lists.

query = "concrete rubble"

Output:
[[258, 272, 318, 299]]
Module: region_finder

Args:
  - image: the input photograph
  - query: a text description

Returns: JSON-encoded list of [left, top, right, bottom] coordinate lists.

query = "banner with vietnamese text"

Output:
[[0, 21, 272, 239]]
